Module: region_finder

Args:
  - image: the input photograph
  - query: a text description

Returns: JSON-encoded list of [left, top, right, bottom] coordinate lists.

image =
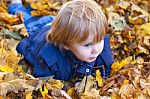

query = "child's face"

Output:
[[64, 35, 104, 62]]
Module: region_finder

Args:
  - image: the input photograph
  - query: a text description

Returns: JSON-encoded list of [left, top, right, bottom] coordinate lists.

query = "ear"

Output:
[[63, 45, 69, 50]]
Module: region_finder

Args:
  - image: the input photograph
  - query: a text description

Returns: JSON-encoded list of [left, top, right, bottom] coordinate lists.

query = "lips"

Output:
[[89, 57, 97, 60]]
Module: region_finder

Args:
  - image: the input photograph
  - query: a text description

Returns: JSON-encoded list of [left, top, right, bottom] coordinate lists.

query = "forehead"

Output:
[[67, 33, 96, 47], [79, 34, 94, 44]]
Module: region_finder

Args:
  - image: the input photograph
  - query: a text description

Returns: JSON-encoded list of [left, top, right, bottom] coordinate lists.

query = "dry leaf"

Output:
[[80, 91, 101, 99], [67, 87, 78, 99], [46, 79, 64, 90], [96, 69, 103, 87], [0, 12, 20, 25], [25, 91, 32, 99], [0, 79, 26, 96], [40, 83, 51, 99]]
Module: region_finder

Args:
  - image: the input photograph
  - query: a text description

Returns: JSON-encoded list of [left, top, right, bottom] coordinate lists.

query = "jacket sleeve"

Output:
[[8, 3, 55, 36], [95, 34, 114, 78], [8, 3, 32, 21]]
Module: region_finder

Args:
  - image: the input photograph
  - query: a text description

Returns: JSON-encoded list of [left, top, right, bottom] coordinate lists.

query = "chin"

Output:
[[85, 59, 96, 63], [79, 58, 96, 63]]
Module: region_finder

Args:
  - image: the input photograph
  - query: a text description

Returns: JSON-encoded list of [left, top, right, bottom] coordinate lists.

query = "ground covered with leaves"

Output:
[[0, 0, 149, 99]]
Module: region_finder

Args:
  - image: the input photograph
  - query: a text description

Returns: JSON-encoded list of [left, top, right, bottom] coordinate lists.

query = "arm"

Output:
[[8, 0, 32, 21]]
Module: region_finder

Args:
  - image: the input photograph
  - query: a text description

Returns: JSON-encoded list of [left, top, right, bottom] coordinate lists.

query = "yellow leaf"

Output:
[[96, 70, 103, 87], [0, 65, 13, 73], [40, 83, 51, 98], [0, 6, 7, 13], [123, 45, 128, 51], [25, 91, 32, 99], [131, 3, 149, 16], [137, 23, 150, 37], [111, 93, 121, 99], [0, 96, 3, 99], [30, 2, 37, 9], [0, 12, 20, 25], [123, 79, 129, 84], [40, 84, 48, 97], [67, 87, 78, 99], [111, 57, 135, 75], [128, 16, 145, 25], [46, 79, 64, 90]]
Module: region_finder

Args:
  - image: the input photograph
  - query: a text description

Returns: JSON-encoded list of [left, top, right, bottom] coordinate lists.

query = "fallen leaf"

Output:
[[40, 83, 51, 99], [46, 79, 64, 90], [0, 65, 13, 73], [0, 79, 26, 96], [96, 69, 103, 87], [25, 91, 32, 99], [67, 87, 78, 99]]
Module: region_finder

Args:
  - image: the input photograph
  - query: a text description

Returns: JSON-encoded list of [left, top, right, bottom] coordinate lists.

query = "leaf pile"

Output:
[[25, 0, 67, 17], [102, 0, 150, 62], [0, 0, 28, 38], [0, 0, 149, 99]]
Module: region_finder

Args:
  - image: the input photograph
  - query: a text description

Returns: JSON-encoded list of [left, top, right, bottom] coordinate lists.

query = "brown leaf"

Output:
[[119, 83, 136, 97], [46, 79, 64, 90], [76, 75, 97, 94], [0, 12, 21, 25], [67, 87, 78, 99], [0, 79, 26, 96], [80, 90, 101, 99], [51, 89, 69, 99], [12, 24, 28, 37], [100, 80, 115, 95]]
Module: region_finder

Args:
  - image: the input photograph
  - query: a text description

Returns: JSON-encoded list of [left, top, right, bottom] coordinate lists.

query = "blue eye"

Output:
[[84, 44, 91, 47]]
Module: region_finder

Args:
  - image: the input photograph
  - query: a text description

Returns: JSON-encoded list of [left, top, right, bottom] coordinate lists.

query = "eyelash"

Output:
[[84, 43, 92, 47]]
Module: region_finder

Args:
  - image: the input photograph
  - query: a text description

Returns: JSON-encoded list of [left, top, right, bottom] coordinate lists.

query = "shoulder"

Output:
[[39, 43, 64, 66]]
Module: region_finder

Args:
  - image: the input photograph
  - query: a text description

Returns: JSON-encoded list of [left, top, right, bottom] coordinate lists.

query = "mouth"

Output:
[[89, 57, 97, 60]]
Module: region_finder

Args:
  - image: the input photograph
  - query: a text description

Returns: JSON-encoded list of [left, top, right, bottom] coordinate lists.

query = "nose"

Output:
[[92, 44, 100, 54]]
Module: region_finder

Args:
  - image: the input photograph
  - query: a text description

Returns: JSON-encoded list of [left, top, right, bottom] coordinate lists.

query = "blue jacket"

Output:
[[16, 25, 114, 81], [9, 3, 114, 81]]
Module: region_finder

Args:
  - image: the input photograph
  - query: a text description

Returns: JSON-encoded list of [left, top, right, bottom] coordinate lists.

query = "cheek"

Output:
[[98, 41, 104, 53], [75, 47, 90, 57], [100, 45, 104, 53]]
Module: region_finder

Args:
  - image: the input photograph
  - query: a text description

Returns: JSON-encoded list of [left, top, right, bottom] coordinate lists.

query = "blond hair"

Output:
[[47, 0, 108, 47]]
